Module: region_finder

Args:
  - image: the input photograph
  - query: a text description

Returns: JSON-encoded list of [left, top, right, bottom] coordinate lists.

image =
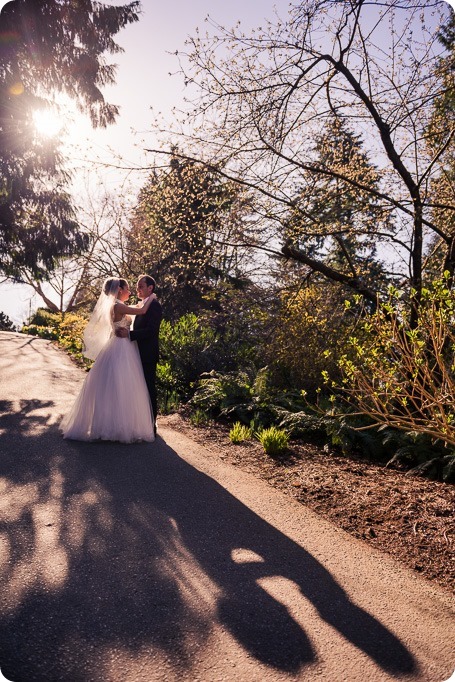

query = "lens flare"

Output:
[[8, 81, 23, 96]]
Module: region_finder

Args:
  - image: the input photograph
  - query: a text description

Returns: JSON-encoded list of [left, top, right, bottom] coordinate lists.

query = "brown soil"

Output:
[[160, 412, 455, 594]]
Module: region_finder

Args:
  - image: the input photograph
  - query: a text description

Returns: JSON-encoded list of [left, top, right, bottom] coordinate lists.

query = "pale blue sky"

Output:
[[65, 0, 288, 179]]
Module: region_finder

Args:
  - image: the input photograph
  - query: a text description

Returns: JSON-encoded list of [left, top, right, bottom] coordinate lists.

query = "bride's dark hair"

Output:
[[103, 277, 128, 295]]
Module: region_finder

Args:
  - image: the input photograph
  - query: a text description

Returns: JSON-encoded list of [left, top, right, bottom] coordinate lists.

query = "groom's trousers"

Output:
[[143, 360, 158, 431]]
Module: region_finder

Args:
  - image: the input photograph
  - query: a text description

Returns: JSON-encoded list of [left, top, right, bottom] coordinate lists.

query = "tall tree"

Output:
[[151, 0, 454, 325], [130, 154, 254, 318], [17, 186, 137, 313], [285, 116, 391, 301], [0, 0, 140, 278], [425, 12, 455, 280]]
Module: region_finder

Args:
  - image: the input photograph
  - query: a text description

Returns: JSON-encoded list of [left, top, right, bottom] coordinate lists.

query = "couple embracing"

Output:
[[61, 275, 162, 443]]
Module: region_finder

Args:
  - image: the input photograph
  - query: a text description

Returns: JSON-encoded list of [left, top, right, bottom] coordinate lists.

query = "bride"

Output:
[[61, 277, 156, 443]]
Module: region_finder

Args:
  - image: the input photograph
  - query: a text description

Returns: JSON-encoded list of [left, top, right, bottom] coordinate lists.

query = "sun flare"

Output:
[[33, 108, 64, 138]]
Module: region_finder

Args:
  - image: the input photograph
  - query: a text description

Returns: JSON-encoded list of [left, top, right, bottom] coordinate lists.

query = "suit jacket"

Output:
[[130, 298, 162, 366]]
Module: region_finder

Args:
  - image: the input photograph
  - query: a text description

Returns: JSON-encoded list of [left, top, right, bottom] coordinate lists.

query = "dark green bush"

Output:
[[157, 313, 219, 402], [189, 369, 279, 427], [315, 408, 455, 482], [29, 308, 61, 327], [0, 312, 16, 331]]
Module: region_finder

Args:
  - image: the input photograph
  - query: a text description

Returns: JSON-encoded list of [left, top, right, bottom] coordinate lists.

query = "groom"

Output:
[[117, 274, 162, 436]]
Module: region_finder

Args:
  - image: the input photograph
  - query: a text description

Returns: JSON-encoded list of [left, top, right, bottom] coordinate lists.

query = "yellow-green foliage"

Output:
[[256, 426, 289, 456], [22, 308, 90, 367], [189, 408, 211, 427], [229, 421, 253, 443], [336, 278, 455, 447], [268, 284, 356, 394], [58, 313, 87, 352]]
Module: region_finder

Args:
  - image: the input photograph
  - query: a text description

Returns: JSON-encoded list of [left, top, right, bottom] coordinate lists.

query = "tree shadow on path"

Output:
[[0, 402, 417, 681]]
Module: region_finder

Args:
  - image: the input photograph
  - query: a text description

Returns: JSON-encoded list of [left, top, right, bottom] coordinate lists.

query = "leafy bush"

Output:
[[383, 431, 455, 482], [265, 283, 358, 397], [0, 312, 16, 331], [256, 426, 289, 457], [229, 421, 253, 443], [189, 408, 211, 427], [190, 370, 253, 415], [159, 391, 180, 415], [191, 369, 281, 427], [313, 405, 455, 482], [22, 308, 90, 367], [337, 278, 455, 448], [29, 308, 60, 327], [158, 313, 218, 401], [22, 324, 59, 340], [156, 361, 180, 413], [57, 313, 87, 358], [275, 408, 328, 440]]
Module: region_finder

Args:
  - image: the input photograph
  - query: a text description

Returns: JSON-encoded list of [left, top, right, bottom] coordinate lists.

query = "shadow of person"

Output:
[[74, 438, 416, 676], [0, 407, 417, 680]]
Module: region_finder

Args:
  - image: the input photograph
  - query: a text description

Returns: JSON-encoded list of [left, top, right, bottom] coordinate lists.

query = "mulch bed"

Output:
[[161, 413, 455, 594]]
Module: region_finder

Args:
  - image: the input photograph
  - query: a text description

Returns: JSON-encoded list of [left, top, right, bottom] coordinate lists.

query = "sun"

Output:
[[32, 108, 64, 138]]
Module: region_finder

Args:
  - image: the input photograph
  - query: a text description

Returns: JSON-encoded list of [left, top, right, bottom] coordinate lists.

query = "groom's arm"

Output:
[[129, 302, 162, 342]]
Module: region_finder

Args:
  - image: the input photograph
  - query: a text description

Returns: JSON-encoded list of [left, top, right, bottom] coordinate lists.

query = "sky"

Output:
[[0, 0, 287, 326], [64, 0, 287, 181], [1, 0, 454, 325]]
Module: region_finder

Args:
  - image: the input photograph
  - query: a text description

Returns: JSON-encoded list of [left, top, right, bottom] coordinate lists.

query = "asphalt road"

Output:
[[0, 331, 453, 682]]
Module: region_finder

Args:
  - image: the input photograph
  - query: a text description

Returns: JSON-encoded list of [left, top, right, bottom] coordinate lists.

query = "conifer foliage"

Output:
[[130, 154, 252, 318], [0, 0, 140, 277]]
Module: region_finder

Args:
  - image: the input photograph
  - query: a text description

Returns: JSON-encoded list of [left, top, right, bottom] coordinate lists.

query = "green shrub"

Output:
[[0, 312, 16, 331], [22, 308, 90, 368], [337, 278, 455, 449], [58, 313, 86, 351], [190, 370, 253, 416], [276, 408, 327, 440], [189, 408, 211, 427], [159, 313, 218, 400], [312, 403, 455, 482], [256, 426, 289, 457], [265, 283, 356, 397], [249, 414, 265, 434], [158, 389, 181, 415], [157, 361, 180, 413], [190, 369, 278, 426], [28, 308, 60, 327], [22, 324, 59, 340], [229, 421, 253, 444]]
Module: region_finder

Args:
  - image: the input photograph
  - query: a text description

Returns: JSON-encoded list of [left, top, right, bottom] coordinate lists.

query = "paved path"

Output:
[[0, 331, 453, 682]]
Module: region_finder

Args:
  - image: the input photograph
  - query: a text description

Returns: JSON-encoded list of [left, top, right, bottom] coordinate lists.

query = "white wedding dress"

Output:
[[61, 314, 155, 443]]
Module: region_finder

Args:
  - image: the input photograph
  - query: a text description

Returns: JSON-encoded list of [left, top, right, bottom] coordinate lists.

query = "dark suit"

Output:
[[130, 297, 162, 431]]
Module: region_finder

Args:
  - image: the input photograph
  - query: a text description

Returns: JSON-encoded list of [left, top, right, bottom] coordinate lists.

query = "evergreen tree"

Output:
[[285, 117, 391, 298], [0, 0, 140, 278], [0, 311, 16, 331], [130, 155, 252, 318], [425, 10, 455, 279]]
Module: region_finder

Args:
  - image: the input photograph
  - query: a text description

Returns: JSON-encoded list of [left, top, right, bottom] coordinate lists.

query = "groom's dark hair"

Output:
[[139, 274, 156, 291]]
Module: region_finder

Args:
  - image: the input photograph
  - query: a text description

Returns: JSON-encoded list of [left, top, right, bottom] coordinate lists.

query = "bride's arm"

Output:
[[114, 293, 156, 316]]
